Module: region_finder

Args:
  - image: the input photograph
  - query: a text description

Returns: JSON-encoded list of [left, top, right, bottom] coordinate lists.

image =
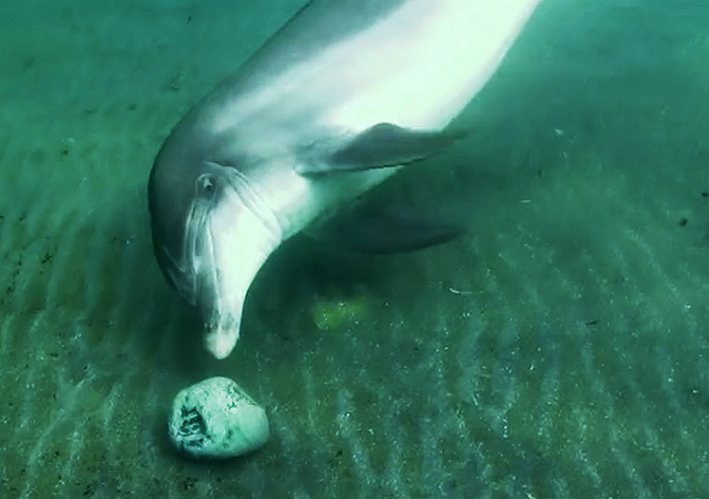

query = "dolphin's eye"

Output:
[[196, 174, 218, 199]]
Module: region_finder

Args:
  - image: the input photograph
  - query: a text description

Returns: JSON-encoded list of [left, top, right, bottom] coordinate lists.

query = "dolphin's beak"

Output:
[[202, 307, 241, 360], [189, 169, 283, 359]]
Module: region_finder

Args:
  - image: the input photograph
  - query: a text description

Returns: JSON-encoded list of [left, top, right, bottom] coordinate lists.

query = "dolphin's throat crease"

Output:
[[147, 0, 541, 359]]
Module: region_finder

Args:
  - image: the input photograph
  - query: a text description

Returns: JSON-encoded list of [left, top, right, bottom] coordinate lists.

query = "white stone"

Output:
[[168, 377, 269, 459]]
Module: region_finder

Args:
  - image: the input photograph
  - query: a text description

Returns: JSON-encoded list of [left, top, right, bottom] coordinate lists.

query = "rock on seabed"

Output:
[[168, 377, 270, 459]]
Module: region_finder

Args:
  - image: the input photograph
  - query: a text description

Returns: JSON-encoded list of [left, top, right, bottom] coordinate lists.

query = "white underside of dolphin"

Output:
[[149, 0, 542, 359]]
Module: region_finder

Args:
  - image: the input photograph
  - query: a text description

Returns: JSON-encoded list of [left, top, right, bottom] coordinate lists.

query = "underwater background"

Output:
[[2, 0, 709, 497]]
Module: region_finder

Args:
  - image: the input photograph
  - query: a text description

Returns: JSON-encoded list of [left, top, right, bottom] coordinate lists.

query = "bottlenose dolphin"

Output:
[[148, 0, 541, 359]]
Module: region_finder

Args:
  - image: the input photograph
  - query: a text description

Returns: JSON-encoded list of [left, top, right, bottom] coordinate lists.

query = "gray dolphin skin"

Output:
[[148, 0, 541, 359]]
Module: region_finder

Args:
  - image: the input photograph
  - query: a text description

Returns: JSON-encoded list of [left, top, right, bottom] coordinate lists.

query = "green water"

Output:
[[2, 0, 709, 497]]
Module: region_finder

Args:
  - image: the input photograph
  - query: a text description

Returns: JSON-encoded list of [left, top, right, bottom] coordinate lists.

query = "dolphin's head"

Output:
[[148, 137, 282, 359]]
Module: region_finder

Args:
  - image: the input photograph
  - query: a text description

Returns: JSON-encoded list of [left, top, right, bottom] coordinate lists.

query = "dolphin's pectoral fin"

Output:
[[307, 203, 465, 254], [297, 123, 469, 176]]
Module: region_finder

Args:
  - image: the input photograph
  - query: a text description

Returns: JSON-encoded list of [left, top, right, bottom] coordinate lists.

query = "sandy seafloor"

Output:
[[2, 0, 709, 497]]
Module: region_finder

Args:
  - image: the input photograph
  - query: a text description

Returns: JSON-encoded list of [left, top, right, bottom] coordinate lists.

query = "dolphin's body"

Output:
[[148, 0, 541, 359]]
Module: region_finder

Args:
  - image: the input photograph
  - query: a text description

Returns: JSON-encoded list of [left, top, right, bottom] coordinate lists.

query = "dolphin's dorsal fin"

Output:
[[297, 122, 468, 176]]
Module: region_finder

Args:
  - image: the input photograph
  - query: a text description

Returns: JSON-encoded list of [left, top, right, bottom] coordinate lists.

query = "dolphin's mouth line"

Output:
[[180, 201, 213, 306], [202, 219, 221, 316]]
